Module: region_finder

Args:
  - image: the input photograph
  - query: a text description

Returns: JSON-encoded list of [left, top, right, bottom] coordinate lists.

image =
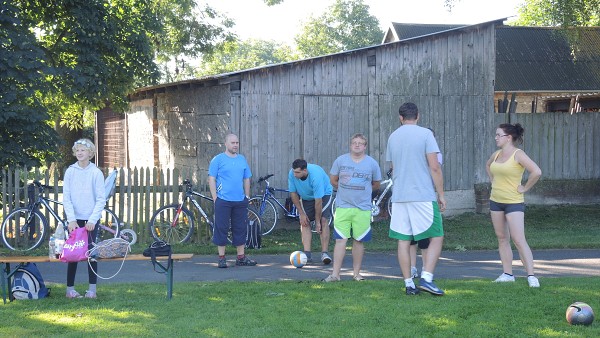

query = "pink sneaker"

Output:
[[66, 290, 82, 299], [84, 291, 97, 299]]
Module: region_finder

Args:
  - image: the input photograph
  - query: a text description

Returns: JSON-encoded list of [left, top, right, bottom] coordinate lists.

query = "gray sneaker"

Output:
[[218, 257, 227, 268], [235, 255, 257, 266], [321, 252, 332, 265]]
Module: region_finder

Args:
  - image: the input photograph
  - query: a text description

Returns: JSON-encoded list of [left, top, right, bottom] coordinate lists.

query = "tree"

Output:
[[514, 0, 600, 26], [0, 2, 60, 168], [1, 0, 232, 169], [196, 39, 298, 76], [153, 1, 235, 82], [294, 0, 382, 58]]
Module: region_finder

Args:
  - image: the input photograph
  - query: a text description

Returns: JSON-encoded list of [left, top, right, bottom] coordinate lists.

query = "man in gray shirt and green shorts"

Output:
[[324, 133, 382, 282]]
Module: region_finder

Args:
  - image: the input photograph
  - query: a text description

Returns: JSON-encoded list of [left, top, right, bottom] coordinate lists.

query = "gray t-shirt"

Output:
[[330, 154, 382, 210], [385, 124, 440, 202]]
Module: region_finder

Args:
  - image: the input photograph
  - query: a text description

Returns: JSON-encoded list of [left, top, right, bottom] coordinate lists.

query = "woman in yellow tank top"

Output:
[[485, 123, 542, 287]]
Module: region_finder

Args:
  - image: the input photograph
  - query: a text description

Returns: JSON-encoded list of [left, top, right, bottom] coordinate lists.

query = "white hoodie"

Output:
[[63, 162, 106, 224]]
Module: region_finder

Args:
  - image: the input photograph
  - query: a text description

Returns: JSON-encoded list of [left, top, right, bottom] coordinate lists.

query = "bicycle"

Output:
[[1, 181, 135, 252], [148, 179, 262, 244], [331, 168, 393, 221], [249, 174, 333, 236]]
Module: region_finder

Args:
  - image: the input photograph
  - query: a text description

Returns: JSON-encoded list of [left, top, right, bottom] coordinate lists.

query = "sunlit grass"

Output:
[[3, 278, 599, 337]]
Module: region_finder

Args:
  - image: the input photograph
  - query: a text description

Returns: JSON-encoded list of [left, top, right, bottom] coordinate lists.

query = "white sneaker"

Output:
[[494, 273, 515, 282], [410, 267, 418, 279], [527, 276, 540, 287]]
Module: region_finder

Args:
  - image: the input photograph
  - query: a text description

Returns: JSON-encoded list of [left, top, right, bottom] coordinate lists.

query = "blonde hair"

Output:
[[72, 138, 96, 159]]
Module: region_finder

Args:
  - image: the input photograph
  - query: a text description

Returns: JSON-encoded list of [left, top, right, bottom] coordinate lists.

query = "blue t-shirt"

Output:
[[288, 163, 333, 200], [385, 124, 440, 202], [208, 153, 252, 201], [330, 154, 382, 211]]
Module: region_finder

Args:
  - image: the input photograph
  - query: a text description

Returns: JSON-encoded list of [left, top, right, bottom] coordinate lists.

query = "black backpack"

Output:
[[245, 217, 262, 249], [11, 263, 50, 300]]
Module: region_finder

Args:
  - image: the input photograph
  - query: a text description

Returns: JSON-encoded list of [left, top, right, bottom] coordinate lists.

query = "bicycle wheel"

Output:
[[247, 206, 262, 237], [248, 196, 277, 235], [1, 208, 48, 251], [97, 208, 120, 241], [387, 196, 393, 217], [118, 228, 137, 246], [149, 204, 195, 244]]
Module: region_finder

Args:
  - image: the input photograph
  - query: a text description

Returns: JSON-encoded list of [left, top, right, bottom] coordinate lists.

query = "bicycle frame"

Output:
[[34, 185, 121, 239], [173, 181, 214, 228], [26, 186, 68, 234], [255, 175, 299, 218], [371, 178, 393, 217]]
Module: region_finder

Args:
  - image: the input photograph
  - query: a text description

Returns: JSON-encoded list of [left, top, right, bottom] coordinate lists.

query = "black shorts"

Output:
[[489, 200, 525, 214], [410, 238, 430, 249], [301, 195, 332, 221]]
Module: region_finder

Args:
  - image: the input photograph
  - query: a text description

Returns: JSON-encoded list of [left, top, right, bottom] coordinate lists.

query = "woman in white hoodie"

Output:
[[62, 138, 106, 299]]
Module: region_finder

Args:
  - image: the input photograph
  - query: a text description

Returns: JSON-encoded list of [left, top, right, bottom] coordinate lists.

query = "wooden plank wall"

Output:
[[508, 112, 600, 180], [232, 25, 498, 193]]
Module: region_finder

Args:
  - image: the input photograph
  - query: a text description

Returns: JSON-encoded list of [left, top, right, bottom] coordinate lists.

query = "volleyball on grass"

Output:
[[290, 251, 307, 268], [566, 302, 595, 326]]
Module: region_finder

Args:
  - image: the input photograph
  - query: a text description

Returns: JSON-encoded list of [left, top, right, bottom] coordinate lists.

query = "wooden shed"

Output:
[[98, 19, 600, 214]]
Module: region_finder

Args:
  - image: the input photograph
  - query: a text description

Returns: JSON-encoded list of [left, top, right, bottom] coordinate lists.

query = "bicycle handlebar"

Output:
[[32, 180, 53, 192], [257, 174, 274, 182]]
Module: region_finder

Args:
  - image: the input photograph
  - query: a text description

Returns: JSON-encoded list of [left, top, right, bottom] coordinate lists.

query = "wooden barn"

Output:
[[96, 19, 600, 214]]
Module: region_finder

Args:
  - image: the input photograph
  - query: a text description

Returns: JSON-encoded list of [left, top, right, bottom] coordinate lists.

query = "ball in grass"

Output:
[[290, 251, 307, 268], [566, 302, 594, 326]]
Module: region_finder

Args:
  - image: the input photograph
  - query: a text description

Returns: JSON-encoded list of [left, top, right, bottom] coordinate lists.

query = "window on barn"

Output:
[[543, 94, 600, 113]]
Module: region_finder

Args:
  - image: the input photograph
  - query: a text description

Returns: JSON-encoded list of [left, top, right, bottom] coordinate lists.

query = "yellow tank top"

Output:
[[489, 149, 525, 203]]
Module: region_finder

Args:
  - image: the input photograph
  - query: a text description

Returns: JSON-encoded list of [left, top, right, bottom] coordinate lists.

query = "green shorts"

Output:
[[333, 208, 372, 241]]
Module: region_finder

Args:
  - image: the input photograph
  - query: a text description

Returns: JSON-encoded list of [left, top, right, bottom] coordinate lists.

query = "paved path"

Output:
[[35, 249, 600, 285]]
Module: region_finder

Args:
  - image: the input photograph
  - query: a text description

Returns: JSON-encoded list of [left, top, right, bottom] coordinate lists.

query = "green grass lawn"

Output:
[[1, 204, 599, 256], [3, 278, 599, 337], [2, 204, 599, 337]]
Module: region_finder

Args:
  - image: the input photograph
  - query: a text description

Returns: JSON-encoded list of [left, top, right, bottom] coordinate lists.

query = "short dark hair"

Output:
[[399, 102, 419, 120], [292, 159, 307, 170]]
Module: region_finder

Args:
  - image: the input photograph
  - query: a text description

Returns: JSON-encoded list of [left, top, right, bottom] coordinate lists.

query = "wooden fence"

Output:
[[1, 166, 214, 244]]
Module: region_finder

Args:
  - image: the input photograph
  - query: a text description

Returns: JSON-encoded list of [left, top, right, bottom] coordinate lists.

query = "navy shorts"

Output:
[[489, 200, 525, 214], [213, 197, 249, 246]]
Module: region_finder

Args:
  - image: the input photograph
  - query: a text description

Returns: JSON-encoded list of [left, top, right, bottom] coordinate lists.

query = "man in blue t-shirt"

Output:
[[208, 134, 256, 268], [288, 159, 333, 264]]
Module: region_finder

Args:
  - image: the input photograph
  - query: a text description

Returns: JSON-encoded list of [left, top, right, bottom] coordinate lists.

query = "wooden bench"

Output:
[[1, 253, 193, 303]]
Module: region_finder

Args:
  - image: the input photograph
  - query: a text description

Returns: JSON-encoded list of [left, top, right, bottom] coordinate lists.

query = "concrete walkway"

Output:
[[35, 249, 600, 285]]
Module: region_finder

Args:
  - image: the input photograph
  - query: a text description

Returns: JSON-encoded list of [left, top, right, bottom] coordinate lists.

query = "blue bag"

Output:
[[11, 263, 50, 300]]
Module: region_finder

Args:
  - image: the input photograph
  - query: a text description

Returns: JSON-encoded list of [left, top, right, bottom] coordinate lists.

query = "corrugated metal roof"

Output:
[[495, 26, 600, 91]]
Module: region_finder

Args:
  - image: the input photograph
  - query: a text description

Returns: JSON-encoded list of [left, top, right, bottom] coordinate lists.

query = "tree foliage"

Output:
[[196, 39, 298, 76], [514, 0, 600, 26], [1, 2, 60, 167], [294, 0, 382, 58], [1, 0, 232, 168]]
